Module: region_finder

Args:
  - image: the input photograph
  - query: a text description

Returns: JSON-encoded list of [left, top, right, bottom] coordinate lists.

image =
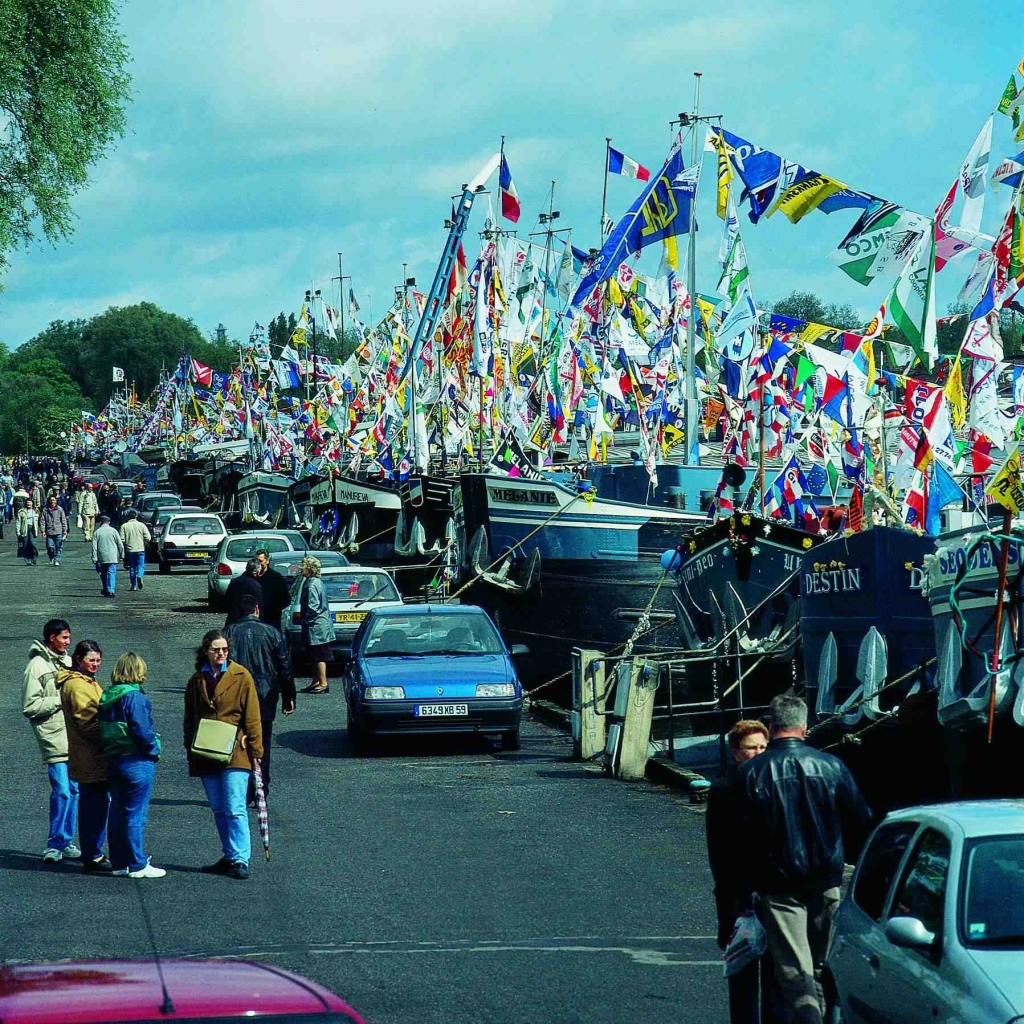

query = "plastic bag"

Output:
[[723, 909, 767, 977], [77, 514, 83, 529]]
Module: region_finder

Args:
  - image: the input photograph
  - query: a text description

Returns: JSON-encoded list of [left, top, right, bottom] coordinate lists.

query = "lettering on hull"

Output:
[[681, 552, 715, 582], [803, 567, 863, 595], [489, 487, 559, 507]]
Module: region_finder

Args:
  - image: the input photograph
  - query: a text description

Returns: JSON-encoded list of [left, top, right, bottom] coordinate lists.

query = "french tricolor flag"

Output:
[[499, 154, 520, 223], [608, 146, 650, 182]]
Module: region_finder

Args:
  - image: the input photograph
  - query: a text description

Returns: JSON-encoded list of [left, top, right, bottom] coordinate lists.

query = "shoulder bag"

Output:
[[191, 718, 238, 763]]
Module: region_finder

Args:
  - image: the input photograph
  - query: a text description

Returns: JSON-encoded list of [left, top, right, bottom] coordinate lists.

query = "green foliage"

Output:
[[16, 302, 237, 406], [770, 290, 864, 331], [0, 352, 83, 453], [0, 0, 131, 276]]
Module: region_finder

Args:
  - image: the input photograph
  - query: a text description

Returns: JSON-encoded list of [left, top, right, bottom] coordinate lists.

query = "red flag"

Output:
[[190, 358, 213, 386], [972, 434, 994, 473]]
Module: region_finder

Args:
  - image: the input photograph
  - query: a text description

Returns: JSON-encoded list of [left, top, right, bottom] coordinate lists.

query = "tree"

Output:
[[0, 0, 131, 277], [771, 290, 864, 331], [0, 354, 83, 453]]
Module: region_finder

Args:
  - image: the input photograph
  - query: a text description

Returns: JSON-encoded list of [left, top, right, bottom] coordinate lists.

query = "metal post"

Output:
[[600, 137, 611, 240], [988, 508, 1014, 743], [684, 72, 702, 467]]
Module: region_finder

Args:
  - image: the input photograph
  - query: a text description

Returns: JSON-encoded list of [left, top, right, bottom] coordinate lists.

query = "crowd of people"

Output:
[[21, 605, 296, 881], [706, 695, 873, 1024]]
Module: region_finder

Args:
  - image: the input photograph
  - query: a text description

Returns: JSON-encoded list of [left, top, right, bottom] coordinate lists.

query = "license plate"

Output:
[[334, 611, 367, 623], [414, 703, 469, 717], [186, 551, 208, 559]]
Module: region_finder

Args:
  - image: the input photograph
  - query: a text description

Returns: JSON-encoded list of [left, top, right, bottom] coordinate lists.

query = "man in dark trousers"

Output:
[[224, 593, 295, 798], [737, 694, 872, 1024], [223, 559, 264, 627], [254, 548, 290, 633]]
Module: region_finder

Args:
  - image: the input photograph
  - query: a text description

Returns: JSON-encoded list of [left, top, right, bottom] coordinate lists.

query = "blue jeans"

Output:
[[45, 535, 64, 562], [101, 562, 117, 595], [108, 755, 156, 872], [128, 551, 145, 588], [78, 781, 110, 861], [46, 762, 79, 850], [202, 769, 251, 865]]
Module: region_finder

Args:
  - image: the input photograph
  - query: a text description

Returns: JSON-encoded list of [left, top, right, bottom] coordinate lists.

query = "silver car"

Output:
[[826, 799, 1024, 1023], [207, 529, 309, 606]]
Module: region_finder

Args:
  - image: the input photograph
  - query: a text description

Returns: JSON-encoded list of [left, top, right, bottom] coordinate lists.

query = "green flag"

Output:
[[794, 354, 817, 391], [890, 225, 937, 370], [825, 459, 839, 499], [999, 74, 1019, 115]]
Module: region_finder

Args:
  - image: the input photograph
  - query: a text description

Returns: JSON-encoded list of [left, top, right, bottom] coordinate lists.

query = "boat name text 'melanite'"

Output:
[[803, 568, 863, 595], [489, 487, 559, 506]]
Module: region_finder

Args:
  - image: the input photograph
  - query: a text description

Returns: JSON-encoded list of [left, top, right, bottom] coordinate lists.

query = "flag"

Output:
[[710, 129, 733, 219], [768, 172, 849, 224], [889, 224, 937, 370], [190, 359, 213, 386], [987, 446, 1024, 513], [608, 147, 651, 181], [112, 366, 125, 383], [998, 74, 1019, 115], [828, 201, 902, 285], [571, 148, 695, 306], [499, 154, 520, 223], [925, 461, 965, 536], [945, 356, 967, 428], [958, 116, 993, 235], [348, 287, 361, 315]]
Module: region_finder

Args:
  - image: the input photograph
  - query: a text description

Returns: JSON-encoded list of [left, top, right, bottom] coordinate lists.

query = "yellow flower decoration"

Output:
[[689, 541, 697, 553], [741, 515, 752, 527], [802, 537, 813, 549]]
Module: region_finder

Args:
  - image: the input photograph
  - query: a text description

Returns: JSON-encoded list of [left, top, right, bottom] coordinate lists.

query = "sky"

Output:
[[2, 0, 1024, 348]]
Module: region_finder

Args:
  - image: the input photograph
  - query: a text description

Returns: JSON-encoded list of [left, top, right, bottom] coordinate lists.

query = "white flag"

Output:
[[958, 116, 993, 234], [112, 367, 125, 383]]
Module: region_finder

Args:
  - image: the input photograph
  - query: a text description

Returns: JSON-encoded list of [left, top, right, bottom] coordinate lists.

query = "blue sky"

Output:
[[2, 0, 1023, 346]]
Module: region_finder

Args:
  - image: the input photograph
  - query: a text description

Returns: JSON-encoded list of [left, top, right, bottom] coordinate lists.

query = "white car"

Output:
[[825, 799, 1024, 1023], [207, 529, 309, 606], [158, 512, 227, 573], [286, 566, 403, 664]]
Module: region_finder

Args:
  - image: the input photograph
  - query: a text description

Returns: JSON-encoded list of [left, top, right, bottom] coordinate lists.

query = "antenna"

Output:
[[134, 883, 175, 1015]]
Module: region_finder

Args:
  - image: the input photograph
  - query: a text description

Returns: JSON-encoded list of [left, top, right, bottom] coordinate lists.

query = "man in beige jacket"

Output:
[[119, 509, 152, 592], [77, 484, 99, 541], [22, 619, 77, 863]]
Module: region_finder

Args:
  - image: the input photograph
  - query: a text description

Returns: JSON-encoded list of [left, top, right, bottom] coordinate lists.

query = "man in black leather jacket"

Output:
[[225, 594, 295, 798], [737, 694, 872, 1024]]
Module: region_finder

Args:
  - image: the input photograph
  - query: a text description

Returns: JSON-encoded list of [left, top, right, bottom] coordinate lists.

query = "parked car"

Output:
[[145, 504, 202, 561], [287, 566, 402, 665], [157, 512, 227, 573], [268, 548, 349, 595], [825, 799, 1024, 1024], [344, 604, 527, 750], [134, 491, 180, 515], [111, 480, 138, 502], [0, 958, 365, 1023], [207, 529, 310, 606]]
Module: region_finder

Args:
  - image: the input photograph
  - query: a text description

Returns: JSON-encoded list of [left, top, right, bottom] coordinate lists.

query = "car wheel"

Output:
[[158, 559, 170, 575], [500, 729, 521, 751]]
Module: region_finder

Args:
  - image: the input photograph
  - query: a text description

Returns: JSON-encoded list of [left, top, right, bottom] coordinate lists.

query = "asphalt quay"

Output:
[[0, 531, 726, 1024]]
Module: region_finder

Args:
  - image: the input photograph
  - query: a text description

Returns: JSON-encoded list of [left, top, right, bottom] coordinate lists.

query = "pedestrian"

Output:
[[183, 629, 263, 880], [30, 476, 45, 511], [22, 619, 79, 864], [57, 640, 112, 874], [42, 495, 69, 566], [708, 720, 784, 1024], [253, 548, 290, 632], [225, 594, 295, 799], [16, 498, 39, 565], [78, 484, 99, 541], [92, 515, 125, 598], [118, 509, 152, 592], [98, 653, 164, 878], [12, 482, 28, 518], [737, 695, 873, 1024], [298, 555, 333, 695], [224, 559, 264, 627], [4, 480, 13, 523]]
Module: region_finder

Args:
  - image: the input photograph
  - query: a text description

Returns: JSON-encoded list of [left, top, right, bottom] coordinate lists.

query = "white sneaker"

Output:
[[42, 848, 62, 863], [127, 860, 166, 879], [62, 843, 81, 859]]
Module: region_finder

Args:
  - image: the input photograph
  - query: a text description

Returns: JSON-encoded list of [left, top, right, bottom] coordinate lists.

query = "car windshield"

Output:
[[142, 495, 178, 509], [226, 537, 290, 560], [962, 835, 1024, 947], [364, 613, 503, 656], [167, 516, 222, 536], [324, 573, 399, 603]]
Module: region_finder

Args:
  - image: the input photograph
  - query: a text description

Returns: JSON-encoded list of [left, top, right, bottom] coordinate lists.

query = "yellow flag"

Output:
[[987, 445, 1024, 513], [800, 322, 832, 344], [944, 356, 967, 428], [663, 235, 679, 270], [1016, 118, 1024, 143], [859, 337, 875, 393], [607, 276, 624, 307], [711, 130, 733, 219], [769, 174, 848, 224]]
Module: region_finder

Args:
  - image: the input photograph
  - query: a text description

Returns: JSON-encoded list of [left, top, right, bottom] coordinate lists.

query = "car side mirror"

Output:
[[885, 916, 936, 951], [510, 644, 529, 656]]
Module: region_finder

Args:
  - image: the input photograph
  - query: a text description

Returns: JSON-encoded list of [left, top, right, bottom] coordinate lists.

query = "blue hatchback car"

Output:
[[344, 604, 526, 750]]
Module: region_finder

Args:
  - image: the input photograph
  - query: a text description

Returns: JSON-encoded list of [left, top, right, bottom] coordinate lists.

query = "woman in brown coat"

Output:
[[58, 640, 112, 873], [184, 629, 263, 880]]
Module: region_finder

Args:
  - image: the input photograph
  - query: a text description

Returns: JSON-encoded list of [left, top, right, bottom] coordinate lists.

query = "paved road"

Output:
[[0, 532, 726, 1024]]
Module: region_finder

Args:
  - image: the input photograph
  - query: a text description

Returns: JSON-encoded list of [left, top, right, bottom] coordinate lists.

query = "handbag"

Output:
[[191, 718, 238, 763]]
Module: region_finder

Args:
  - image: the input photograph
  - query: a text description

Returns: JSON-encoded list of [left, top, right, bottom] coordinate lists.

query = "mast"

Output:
[[600, 137, 611, 240], [684, 72, 701, 467], [537, 180, 557, 368]]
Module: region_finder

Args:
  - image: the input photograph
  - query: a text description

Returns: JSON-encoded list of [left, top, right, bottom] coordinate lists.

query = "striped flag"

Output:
[[608, 146, 650, 181], [499, 154, 520, 223]]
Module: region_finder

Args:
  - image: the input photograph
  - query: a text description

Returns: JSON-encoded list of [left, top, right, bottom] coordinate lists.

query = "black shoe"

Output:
[[227, 861, 248, 880], [83, 857, 113, 873], [201, 857, 233, 875], [137, 579, 143, 590]]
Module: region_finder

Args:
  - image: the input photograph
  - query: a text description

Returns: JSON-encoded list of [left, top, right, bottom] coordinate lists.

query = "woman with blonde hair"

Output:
[[184, 629, 262, 880], [98, 652, 163, 878], [298, 555, 334, 695]]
